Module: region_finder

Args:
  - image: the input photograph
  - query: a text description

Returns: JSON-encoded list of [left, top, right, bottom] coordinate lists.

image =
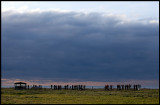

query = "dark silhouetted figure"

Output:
[[110, 85, 113, 90]]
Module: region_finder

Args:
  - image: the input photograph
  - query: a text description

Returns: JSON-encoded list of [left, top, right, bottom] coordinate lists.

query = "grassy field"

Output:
[[1, 88, 159, 104]]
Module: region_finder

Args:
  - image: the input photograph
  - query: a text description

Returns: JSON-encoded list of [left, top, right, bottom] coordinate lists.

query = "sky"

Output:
[[1, 1, 159, 87]]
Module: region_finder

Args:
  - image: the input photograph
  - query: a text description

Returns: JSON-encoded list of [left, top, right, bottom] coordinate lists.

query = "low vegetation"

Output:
[[1, 88, 159, 104]]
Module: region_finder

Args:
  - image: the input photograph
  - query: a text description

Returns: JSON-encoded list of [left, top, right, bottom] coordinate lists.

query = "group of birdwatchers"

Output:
[[50, 85, 86, 90], [105, 84, 141, 90], [25, 84, 86, 90], [14, 82, 141, 90]]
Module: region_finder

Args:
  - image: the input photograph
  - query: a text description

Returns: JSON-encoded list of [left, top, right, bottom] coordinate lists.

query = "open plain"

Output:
[[1, 88, 159, 104]]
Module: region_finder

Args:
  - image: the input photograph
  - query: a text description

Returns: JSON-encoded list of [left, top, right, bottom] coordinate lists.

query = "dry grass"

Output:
[[1, 88, 159, 104]]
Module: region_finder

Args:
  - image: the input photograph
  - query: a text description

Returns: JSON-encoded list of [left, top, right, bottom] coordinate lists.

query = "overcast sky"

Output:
[[1, 1, 159, 86]]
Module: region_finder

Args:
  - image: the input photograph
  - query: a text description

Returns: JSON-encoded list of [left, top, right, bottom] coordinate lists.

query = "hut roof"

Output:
[[14, 82, 27, 84]]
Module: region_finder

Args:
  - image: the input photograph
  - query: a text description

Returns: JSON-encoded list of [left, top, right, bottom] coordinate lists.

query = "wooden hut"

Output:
[[14, 82, 27, 90]]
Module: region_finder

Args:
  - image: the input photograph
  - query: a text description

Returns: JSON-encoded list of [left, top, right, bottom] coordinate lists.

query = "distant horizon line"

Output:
[[1, 85, 159, 89], [2, 78, 159, 88]]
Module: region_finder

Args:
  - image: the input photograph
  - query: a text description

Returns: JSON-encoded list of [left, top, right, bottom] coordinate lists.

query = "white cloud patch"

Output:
[[149, 20, 159, 24]]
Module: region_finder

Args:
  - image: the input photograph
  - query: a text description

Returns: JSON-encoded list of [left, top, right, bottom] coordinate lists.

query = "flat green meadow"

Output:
[[1, 88, 159, 104]]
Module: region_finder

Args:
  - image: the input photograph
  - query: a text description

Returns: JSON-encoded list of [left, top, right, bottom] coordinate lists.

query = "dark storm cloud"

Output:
[[2, 10, 159, 82]]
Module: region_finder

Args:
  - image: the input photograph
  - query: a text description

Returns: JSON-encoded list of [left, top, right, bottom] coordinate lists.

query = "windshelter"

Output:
[[14, 82, 27, 90]]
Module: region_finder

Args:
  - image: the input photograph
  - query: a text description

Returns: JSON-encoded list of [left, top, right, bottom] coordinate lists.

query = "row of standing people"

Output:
[[26, 85, 42, 89], [50, 85, 86, 90], [105, 84, 141, 90], [105, 85, 113, 90], [71, 85, 86, 90], [51, 85, 62, 90], [24, 84, 141, 90], [133, 84, 141, 90], [117, 84, 132, 90]]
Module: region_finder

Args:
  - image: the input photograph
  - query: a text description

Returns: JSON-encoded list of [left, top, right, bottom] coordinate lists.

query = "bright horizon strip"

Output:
[[1, 78, 159, 88]]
